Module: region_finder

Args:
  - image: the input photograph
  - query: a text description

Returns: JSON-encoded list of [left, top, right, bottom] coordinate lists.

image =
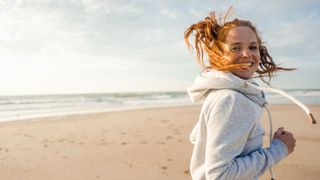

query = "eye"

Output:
[[249, 46, 258, 51], [230, 46, 240, 53]]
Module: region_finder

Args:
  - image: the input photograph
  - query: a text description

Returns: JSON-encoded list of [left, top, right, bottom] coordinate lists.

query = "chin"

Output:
[[239, 76, 251, 80], [232, 72, 254, 80], [232, 69, 256, 80]]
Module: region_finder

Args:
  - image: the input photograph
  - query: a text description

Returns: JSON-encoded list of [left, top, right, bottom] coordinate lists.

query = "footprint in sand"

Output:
[[43, 139, 55, 144], [161, 119, 170, 123], [173, 128, 180, 134], [101, 128, 108, 133], [166, 136, 173, 140], [0, 148, 7, 152], [156, 141, 165, 145], [184, 169, 190, 175], [62, 156, 69, 159], [97, 142, 108, 146], [57, 139, 66, 143], [140, 141, 148, 144], [177, 139, 184, 142], [14, 133, 34, 139], [161, 166, 168, 170], [160, 166, 169, 175], [125, 162, 134, 168]]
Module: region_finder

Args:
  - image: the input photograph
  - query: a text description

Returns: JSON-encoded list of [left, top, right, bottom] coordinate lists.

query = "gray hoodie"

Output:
[[187, 70, 288, 180]]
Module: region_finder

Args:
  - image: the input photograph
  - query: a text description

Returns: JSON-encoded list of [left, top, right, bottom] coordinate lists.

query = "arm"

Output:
[[204, 91, 288, 179]]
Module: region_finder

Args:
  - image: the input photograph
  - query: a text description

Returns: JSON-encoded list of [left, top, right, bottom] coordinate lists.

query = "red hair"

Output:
[[184, 9, 294, 83]]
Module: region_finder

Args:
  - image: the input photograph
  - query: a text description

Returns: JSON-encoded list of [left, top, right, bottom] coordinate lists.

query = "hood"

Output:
[[187, 69, 262, 103]]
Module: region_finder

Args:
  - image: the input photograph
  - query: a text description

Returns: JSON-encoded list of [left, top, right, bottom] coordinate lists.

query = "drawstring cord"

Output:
[[265, 105, 275, 180], [246, 82, 317, 180], [246, 82, 317, 124]]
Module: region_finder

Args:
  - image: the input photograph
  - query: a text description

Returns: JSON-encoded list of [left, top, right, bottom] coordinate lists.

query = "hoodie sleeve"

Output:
[[204, 90, 288, 180]]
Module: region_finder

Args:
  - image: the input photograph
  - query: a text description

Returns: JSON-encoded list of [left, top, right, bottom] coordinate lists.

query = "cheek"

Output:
[[253, 52, 261, 63], [224, 54, 241, 63]]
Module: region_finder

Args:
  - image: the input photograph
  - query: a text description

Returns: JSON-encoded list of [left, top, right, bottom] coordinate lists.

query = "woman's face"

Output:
[[223, 26, 260, 79]]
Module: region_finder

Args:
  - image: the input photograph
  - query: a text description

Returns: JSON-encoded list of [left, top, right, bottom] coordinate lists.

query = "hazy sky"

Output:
[[0, 0, 319, 95]]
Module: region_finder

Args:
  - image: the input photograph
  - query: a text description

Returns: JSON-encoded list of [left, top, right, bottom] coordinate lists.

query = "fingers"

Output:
[[275, 127, 284, 135], [276, 127, 294, 136]]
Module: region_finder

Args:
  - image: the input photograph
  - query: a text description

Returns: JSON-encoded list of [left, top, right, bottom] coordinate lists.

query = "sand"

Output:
[[0, 104, 319, 180]]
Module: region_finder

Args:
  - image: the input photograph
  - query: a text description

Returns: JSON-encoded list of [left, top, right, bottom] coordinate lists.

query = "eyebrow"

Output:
[[229, 42, 258, 46]]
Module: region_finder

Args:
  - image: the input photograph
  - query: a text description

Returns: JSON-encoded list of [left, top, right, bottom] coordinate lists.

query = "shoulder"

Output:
[[205, 89, 251, 107]]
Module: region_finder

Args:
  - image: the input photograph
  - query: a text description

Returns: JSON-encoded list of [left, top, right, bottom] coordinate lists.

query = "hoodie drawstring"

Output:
[[246, 82, 317, 124], [265, 105, 275, 180]]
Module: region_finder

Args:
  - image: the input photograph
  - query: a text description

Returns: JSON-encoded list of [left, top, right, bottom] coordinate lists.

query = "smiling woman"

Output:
[[184, 8, 298, 180]]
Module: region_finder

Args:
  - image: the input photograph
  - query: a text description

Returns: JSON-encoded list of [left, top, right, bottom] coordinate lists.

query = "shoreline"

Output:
[[1, 102, 319, 124]]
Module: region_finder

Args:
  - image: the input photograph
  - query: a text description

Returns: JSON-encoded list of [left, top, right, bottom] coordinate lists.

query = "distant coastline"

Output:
[[0, 89, 319, 122]]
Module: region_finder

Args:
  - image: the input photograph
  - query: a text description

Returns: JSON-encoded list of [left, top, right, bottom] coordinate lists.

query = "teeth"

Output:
[[243, 62, 254, 67]]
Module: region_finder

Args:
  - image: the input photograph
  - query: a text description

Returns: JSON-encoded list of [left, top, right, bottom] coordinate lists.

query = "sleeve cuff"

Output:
[[270, 138, 289, 163]]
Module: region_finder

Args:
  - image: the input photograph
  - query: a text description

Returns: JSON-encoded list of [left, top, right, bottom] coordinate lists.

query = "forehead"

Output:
[[225, 26, 258, 44]]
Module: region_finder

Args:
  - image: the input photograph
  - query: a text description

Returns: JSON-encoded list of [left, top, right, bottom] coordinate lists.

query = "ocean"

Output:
[[0, 89, 319, 122]]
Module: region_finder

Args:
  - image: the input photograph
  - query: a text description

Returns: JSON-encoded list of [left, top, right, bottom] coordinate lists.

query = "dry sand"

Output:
[[0, 104, 319, 180]]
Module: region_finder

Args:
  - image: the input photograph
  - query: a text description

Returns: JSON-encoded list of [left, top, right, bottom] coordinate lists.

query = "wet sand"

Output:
[[0, 104, 319, 180]]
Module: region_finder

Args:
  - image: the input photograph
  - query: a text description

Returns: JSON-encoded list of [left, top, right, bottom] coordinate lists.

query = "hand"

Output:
[[273, 127, 296, 154]]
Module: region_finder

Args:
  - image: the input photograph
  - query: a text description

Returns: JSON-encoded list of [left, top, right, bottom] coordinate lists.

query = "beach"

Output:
[[0, 104, 319, 180]]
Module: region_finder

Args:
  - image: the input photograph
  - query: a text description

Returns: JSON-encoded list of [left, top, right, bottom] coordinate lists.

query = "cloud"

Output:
[[261, 10, 320, 66], [0, 0, 319, 95]]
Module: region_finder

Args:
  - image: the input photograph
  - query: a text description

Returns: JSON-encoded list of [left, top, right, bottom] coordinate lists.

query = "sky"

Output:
[[0, 0, 319, 95]]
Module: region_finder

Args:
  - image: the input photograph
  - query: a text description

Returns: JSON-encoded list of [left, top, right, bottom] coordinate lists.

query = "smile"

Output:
[[242, 62, 254, 67]]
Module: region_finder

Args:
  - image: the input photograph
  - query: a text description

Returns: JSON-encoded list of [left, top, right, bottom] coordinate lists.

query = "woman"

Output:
[[184, 10, 296, 180]]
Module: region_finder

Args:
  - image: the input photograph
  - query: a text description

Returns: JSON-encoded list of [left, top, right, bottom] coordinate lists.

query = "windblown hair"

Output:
[[184, 8, 294, 84]]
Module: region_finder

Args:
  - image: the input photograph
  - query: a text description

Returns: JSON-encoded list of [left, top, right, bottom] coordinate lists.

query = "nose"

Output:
[[241, 49, 251, 58]]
